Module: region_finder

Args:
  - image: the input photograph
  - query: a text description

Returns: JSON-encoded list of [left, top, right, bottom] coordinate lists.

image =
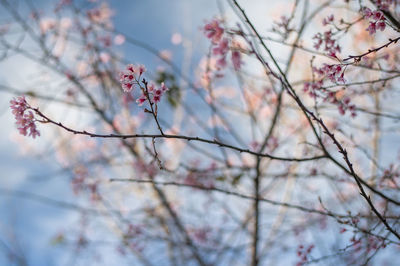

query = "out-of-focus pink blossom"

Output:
[[148, 83, 155, 92], [136, 95, 147, 106], [213, 38, 229, 55], [204, 19, 224, 44], [161, 82, 169, 92], [366, 22, 377, 35], [376, 21, 386, 31], [372, 10, 383, 20], [363, 8, 386, 35], [171, 33, 182, 45], [231, 50, 242, 71], [159, 50, 173, 61], [114, 34, 125, 45], [153, 94, 161, 103], [363, 7, 373, 18], [137, 65, 146, 75], [322, 14, 334, 26]]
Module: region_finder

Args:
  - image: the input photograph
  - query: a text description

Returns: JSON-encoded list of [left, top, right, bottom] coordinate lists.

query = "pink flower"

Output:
[[119, 71, 135, 83], [138, 65, 146, 75], [10, 96, 40, 138], [212, 38, 229, 55], [337, 72, 346, 83], [119, 64, 146, 92], [322, 14, 334, 26], [154, 89, 162, 96], [204, 19, 224, 44], [153, 95, 161, 103], [136, 95, 147, 106], [372, 10, 383, 21], [148, 83, 155, 92], [363, 7, 373, 18], [122, 92, 134, 106], [114, 34, 125, 45], [10, 95, 28, 119], [216, 57, 227, 69], [366, 22, 376, 35], [231, 50, 242, 71], [122, 82, 134, 92], [126, 64, 135, 73], [376, 21, 386, 31], [161, 82, 169, 92]]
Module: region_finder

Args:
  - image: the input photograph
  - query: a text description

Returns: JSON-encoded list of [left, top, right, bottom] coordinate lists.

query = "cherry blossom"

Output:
[[10, 96, 40, 138], [203, 19, 224, 44]]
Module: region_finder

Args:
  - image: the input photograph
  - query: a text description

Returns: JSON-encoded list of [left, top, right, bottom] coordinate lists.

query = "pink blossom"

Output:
[[114, 34, 125, 45], [366, 22, 377, 35], [213, 38, 229, 55], [161, 82, 169, 92], [122, 82, 134, 92], [148, 83, 155, 92], [313, 30, 341, 56], [363, 7, 373, 18], [376, 21, 386, 31], [153, 95, 161, 103], [119, 64, 143, 92], [136, 95, 146, 106], [322, 14, 334, 26], [337, 72, 346, 83], [138, 65, 146, 75], [126, 64, 135, 73], [216, 57, 227, 69], [231, 50, 242, 71], [171, 33, 182, 45], [122, 92, 134, 106], [10, 96, 40, 138], [372, 10, 383, 21], [154, 89, 162, 96], [204, 19, 224, 44]]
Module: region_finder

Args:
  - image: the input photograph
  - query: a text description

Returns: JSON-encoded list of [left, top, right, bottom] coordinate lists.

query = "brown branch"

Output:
[[343, 36, 400, 62], [31, 107, 326, 162]]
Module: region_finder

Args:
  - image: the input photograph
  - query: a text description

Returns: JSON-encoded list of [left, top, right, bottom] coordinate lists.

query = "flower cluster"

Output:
[[10, 96, 40, 138], [204, 19, 224, 44], [304, 64, 356, 116], [119, 64, 169, 106], [315, 64, 346, 84], [136, 82, 169, 106], [119, 64, 146, 92], [272, 15, 293, 38], [304, 64, 346, 96], [363, 8, 386, 35], [336, 96, 356, 117], [313, 30, 341, 58], [322, 14, 334, 26], [203, 18, 242, 71]]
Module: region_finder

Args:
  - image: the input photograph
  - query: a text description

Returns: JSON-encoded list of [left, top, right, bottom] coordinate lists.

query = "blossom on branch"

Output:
[[203, 19, 224, 44], [363, 8, 386, 35], [10, 96, 40, 138], [203, 18, 244, 72], [119, 64, 169, 107]]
